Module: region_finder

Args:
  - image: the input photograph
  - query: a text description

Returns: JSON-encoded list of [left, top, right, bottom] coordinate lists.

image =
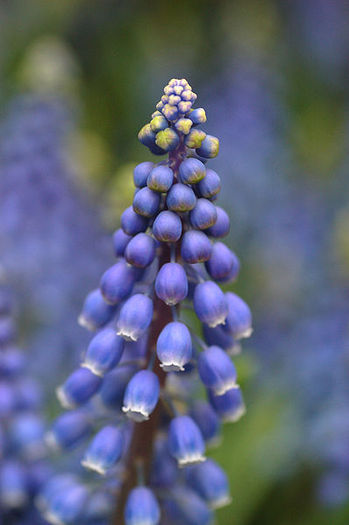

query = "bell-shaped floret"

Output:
[[156, 321, 192, 372], [225, 292, 253, 339], [78, 289, 117, 331], [185, 458, 231, 509], [181, 230, 212, 263], [56, 367, 102, 409], [82, 328, 124, 376], [125, 233, 156, 268], [82, 425, 124, 475], [100, 260, 141, 305], [122, 370, 160, 421], [205, 243, 240, 282], [208, 387, 246, 423], [193, 281, 228, 327], [198, 346, 238, 395], [155, 262, 188, 305], [116, 294, 153, 342], [167, 183, 197, 212], [152, 211, 182, 243], [125, 486, 160, 525], [168, 415, 206, 466]]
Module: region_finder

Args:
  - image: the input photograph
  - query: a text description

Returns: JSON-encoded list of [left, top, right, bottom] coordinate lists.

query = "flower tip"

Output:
[[160, 362, 185, 372], [178, 453, 206, 468], [122, 406, 150, 422], [77, 314, 94, 331], [81, 458, 107, 476], [81, 361, 104, 377], [116, 328, 138, 342], [210, 495, 232, 510], [223, 404, 246, 423], [55, 386, 75, 410], [213, 381, 239, 397]]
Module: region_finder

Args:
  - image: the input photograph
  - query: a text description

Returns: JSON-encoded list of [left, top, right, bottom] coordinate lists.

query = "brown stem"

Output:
[[113, 244, 172, 523]]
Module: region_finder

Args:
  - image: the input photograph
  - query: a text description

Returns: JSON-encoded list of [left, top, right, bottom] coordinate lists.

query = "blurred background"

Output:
[[1, 0, 349, 523]]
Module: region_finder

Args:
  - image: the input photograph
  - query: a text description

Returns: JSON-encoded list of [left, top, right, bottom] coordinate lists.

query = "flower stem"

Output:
[[113, 244, 172, 523]]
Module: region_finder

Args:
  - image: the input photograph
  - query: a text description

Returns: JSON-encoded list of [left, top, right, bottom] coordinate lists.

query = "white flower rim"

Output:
[[178, 453, 206, 468], [81, 458, 107, 476]]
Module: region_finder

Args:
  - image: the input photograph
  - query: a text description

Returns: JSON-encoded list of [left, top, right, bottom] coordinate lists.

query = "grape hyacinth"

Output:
[[0, 281, 51, 524], [41, 79, 252, 524]]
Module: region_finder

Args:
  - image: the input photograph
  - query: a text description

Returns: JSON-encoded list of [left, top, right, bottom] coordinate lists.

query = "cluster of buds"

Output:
[[0, 281, 51, 523], [40, 79, 252, 525], [138, 78, 219, 159]]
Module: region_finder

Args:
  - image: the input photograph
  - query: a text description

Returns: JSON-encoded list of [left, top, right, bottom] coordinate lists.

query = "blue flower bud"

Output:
[[98, 365, 135, 412], [133, 161, 154, 188], [167, 182, 196, 212], [196, 168, 221, 198], [225, 292, 253, 339], [116, 294, 153, 341], [133, 187, 161, 218], [121, 206, 149, 235], [100, 260, 140, 305], [82, 425, 124, 475], [42, 480, 88, 525], [190, 198, 217, 230], [209, 387, 246, 422], [82, 328, 124, 376], [203, 324, 240, 355], [163, 487, 213, 525], [122, 370, 160, 421], [113, 228, 132, 257], [155, 262, 188, 305], [190, 400, 221, 447], [125, 486, 160, 525], [198, 346, 238, 395], [181, 230, 212, 263], [193, 281, 228, 327], [138, 124, 156, 148], [179, 158, 206, 184], [150, 434, 178, 488], [196, 134, 219, 158], [184, 129, 206, 148], [155, 128, 180, 152], [189, 107, 207, 125], [156, 321, 192, 372], [185, 458, 231, 509], [9, 413, 45, 459], [206, 206, 230, 238], [205, 243, 240, 282], [0, 460, 27, 509], [152, 210, 182, 243], [48, 410, 92, 450], [168, 415, 206, 466], [125, 233, 156, 268], [78, 289, 117, 331], [150, 115, 168, 133], [147, 165, 174, 193], [57, 367, 102, 409]]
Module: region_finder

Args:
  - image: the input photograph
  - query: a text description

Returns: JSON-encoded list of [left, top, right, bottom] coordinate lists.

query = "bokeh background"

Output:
[[1, 1, 349, 523]]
